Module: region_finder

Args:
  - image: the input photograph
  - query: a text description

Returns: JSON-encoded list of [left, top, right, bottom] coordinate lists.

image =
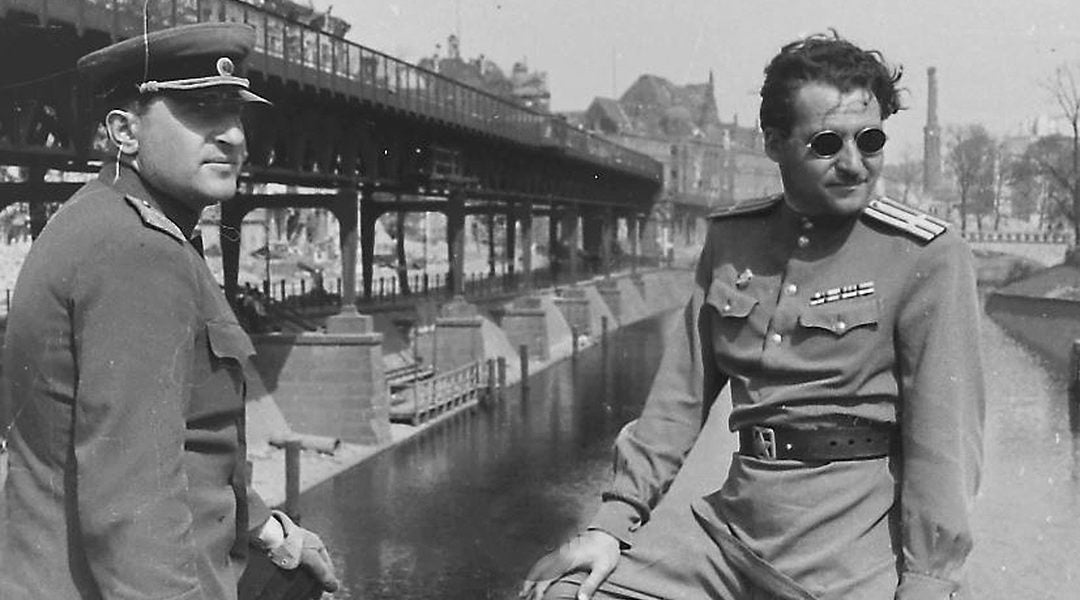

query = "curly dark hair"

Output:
[[759, 31, 904, 135]]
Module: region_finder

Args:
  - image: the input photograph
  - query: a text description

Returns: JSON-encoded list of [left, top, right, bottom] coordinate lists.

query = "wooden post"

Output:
[[486, 358, 497, 405], [1070, 340, 1080, 432], [519, 344, 529, 399], [284, 439, 301, 522], [497, 356, 507, 400]]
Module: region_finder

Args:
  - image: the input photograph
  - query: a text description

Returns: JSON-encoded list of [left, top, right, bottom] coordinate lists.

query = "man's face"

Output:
[[131, 90, 247, 211], [765, 82, 884, 217]]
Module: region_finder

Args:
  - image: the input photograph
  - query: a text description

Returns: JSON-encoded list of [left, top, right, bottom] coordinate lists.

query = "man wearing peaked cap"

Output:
[[524, 32, 983, 600], [1, 23, 337, 600]]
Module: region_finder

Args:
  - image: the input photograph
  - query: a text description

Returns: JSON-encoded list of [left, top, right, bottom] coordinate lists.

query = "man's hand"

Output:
[[261, 510, 340, 594], [519, 530, 621, 600]]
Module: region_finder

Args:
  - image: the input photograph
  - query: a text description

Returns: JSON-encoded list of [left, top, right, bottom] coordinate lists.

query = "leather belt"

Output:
[[738, 422, 895, 462]]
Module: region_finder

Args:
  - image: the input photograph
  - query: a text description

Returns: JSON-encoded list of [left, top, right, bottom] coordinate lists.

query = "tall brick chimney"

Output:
[[923, 67, 942, 195]]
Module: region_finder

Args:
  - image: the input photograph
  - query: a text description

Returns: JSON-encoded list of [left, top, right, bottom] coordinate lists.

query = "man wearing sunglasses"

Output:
[[523, 32, 983, 600], [1, 24, 339, 599]]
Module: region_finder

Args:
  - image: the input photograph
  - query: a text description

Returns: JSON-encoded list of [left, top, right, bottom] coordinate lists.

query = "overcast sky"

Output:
[[326, 0, 1080, 163]]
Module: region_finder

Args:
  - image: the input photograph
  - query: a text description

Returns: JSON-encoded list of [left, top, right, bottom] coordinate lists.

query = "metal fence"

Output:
[[19, 0, 660, 179]]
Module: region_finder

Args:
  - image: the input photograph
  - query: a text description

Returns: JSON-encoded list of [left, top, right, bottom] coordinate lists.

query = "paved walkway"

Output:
[[967, 317, 1080, 598]]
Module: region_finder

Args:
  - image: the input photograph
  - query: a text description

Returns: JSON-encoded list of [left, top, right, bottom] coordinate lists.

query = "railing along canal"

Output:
[[389, 359, 488, 425], [10, 0, 661, 180]]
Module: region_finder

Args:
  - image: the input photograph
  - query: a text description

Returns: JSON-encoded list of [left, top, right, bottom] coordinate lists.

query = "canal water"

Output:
[[300, 311, 673, 599], [301, 309, 1080, 599]]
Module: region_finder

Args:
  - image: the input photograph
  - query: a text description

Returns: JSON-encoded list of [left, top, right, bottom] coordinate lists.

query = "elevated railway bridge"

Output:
[[0, 0, 663, 312]]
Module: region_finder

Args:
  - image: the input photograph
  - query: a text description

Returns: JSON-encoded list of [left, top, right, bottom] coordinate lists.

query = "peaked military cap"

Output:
[[77, 22, 270, 106]]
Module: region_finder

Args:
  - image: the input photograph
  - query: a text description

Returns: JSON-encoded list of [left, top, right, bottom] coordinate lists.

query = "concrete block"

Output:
[[435, 316, 485, 372], [595, 279, 622, 322], [554, 286, 591, 338], [614, 276, 650, 324], [251, 330, 390, 446], [579, 284, 618, 338], [500, 301, 550, 361]]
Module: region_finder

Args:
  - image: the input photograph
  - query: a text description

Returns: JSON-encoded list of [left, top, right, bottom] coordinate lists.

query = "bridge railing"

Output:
[[25, 0, 660, 180], [962, 230, 1074, 245]]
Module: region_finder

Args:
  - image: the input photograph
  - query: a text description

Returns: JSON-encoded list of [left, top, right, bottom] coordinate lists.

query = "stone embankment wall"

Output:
[[983, 263, 1080, 374]]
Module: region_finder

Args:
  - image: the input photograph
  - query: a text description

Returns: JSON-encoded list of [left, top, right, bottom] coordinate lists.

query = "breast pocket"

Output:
[[205, 319, 255, 393], [705, 279, 760, 345], [706, 279, 758, 319], [798, 298, 880, 336]]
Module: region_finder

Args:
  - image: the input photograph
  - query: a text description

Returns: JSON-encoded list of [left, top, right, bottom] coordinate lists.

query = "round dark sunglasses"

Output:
[[806, 127, 887, 158]]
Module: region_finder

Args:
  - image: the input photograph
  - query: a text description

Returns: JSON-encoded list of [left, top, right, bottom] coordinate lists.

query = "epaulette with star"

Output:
[[708, 194, 782, 219], [124, 195, 186, 244], [862, 197, 948, 243]]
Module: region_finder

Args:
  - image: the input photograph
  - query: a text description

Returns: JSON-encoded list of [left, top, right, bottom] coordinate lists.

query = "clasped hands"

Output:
[[259, 509, 340, 595]]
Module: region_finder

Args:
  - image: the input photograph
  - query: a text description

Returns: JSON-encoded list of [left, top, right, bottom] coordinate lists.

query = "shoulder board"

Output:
[[708, 194, 782, 219], [124, 195, 186, 244], [862, 197, 948, 243]]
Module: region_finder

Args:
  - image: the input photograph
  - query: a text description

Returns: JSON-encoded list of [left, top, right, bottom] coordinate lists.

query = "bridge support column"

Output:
[[583, 211, 603, 276], [487, 211, 497, 278], [27, 166, 47, 240], [628, 216, 640, 274], [395, 206, 410, 296], [329, 187, 361, 320], [520, 206, 533, 289], [642, 217, 660, 264], [562, 207, 580, 281], [360, 188, 377, 302], [505, 207, 517, 280], [447, 189, 466, 296], [548, 211, 560, 282], [220, 199, 247, 308], [601, 208, 615, 276]]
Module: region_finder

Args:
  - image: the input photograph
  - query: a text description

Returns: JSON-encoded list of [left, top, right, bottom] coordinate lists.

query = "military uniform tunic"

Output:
[[1, 165, 271, 600], [587, 196, 984, 599]]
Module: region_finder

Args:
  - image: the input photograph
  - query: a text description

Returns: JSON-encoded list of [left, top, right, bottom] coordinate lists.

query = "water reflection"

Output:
[[299, 313, 672, 600]]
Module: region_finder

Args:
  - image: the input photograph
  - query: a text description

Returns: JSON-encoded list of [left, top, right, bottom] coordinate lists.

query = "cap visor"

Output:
[[238, 88, 272, 105]]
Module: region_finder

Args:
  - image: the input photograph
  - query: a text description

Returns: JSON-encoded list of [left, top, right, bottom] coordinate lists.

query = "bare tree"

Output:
[[947, 125, 996, 234], [990, 142, 1010, 230], [883, 154, 923, 204], [1012, 136, 1067, 230], [1046, 62, 1080, 242]]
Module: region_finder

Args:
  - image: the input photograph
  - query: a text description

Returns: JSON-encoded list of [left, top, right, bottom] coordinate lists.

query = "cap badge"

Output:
[[216, 56, 235, 77], [735, 268, 754, 289]]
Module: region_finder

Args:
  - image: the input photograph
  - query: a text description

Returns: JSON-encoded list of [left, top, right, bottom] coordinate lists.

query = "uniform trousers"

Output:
[[544, 511, 783, 600]]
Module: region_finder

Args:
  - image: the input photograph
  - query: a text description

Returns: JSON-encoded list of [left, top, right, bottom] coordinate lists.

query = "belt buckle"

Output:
[[751, 426, 777, 460]]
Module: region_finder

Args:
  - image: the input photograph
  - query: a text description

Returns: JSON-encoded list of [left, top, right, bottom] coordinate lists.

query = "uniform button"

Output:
[[722, 303, 732, 312], [784, 283, 798, 296], [835, 320, 847, 333], [802, 219, 814, 230], [770, 333, 783, 344], [797, 235, 810, 248]]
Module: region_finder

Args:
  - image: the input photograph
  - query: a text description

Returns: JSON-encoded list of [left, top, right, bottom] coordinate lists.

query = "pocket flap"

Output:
[[706, 280, 758, 318], [799, 299, 879, 336], [206, 320, 256, 362]]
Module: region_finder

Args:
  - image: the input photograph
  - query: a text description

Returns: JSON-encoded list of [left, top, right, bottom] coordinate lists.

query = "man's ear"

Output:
[[104, 109, 140, 156], [763, 127, 786, 163]]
